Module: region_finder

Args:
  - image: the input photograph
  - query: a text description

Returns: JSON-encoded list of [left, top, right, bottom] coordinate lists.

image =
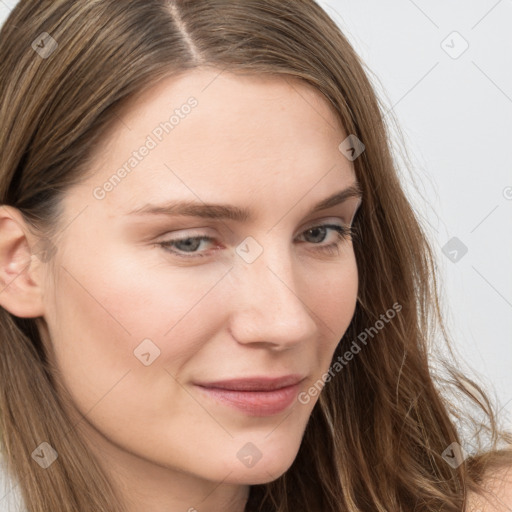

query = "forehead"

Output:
[[75, 68, 355, 218], [117, 67, 343, 130]]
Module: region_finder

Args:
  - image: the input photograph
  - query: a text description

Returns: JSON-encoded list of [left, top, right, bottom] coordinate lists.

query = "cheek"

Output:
[[307, 254, 359, 363], [316, 257, 358, 318], [47, 249, 230, 404]]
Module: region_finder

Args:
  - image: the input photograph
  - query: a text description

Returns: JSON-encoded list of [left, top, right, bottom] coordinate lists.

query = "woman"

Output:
[[0, 1, 510, 511]]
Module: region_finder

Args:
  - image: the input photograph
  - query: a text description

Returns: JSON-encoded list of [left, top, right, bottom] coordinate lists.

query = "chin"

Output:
[[220, 443, 300, 485], [225, 464, 292, 486]]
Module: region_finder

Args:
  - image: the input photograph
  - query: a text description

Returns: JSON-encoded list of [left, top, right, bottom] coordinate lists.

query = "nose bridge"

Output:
[[227, 235, 318, 347]]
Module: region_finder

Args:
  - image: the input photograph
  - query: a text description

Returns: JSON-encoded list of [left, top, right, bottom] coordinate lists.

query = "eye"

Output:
[[156, 222, 354, 259], [296, 223, 353, 256], [159, 235, 215, 257]]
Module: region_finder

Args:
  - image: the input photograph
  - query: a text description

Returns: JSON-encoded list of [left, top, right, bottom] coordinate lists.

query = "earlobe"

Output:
[[0, 205, 46, 318]]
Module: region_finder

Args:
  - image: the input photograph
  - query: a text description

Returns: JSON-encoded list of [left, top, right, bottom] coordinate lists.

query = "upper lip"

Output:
[[194, 374, 305, 391]]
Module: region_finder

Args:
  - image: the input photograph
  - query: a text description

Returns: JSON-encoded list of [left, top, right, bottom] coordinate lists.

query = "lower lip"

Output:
[[195, 383, 301, 416]]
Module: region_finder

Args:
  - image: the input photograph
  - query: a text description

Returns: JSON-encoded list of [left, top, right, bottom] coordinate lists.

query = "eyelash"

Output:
[[156, 223, 354, 259]]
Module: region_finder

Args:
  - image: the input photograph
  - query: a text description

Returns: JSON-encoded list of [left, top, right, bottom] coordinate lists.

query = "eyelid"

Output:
[[152, 195, 363, 242], [304, 198, 361, 229], [301, 212, 357, 234], [159, 215, 351, 241], [305, 214, 352, 227]]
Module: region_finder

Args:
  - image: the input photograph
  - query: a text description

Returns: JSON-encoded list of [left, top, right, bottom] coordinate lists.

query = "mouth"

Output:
[[193, 375, 306, 416]]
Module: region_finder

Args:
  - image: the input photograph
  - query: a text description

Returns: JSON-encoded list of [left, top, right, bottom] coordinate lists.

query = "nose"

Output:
[[226, 243, 318, 351]]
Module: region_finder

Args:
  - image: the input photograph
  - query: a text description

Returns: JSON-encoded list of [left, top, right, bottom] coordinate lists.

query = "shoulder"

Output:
[[466, 464, 512, 511]]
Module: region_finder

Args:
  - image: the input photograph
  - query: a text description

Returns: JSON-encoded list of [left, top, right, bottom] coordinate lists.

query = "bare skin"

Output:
[[0, 68, 362, 512]]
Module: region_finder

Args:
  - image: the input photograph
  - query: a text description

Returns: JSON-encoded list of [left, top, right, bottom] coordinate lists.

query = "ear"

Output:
[[0, 205, 46, 318]]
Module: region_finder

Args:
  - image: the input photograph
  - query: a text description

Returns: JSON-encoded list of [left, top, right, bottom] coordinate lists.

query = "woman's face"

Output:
[[39, 68, 361, 507]]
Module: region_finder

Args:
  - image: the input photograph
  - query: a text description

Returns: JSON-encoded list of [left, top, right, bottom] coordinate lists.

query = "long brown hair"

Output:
[[0, 1, 510, 511]]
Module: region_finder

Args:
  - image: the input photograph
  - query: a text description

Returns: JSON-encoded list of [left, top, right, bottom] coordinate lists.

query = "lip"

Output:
[[195, 374, 305, 391], [194, 375, 305, 416]]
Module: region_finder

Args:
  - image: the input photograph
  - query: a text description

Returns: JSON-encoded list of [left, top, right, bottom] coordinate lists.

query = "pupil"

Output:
[[308, 227, 326, 243], [177, 238, 201, 252]]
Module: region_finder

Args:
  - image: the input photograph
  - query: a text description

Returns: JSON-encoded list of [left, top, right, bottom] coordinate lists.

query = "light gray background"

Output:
[[316, 0, 512, 431], [1, 1, 511, 427]]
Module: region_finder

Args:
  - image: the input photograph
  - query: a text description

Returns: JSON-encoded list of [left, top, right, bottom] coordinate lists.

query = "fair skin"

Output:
[[0, 68, 363, 511], [466, 465, 512, 511]]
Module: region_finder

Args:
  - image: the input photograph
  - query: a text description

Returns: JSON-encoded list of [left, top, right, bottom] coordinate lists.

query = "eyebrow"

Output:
[[126, 181, 362, 222]]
